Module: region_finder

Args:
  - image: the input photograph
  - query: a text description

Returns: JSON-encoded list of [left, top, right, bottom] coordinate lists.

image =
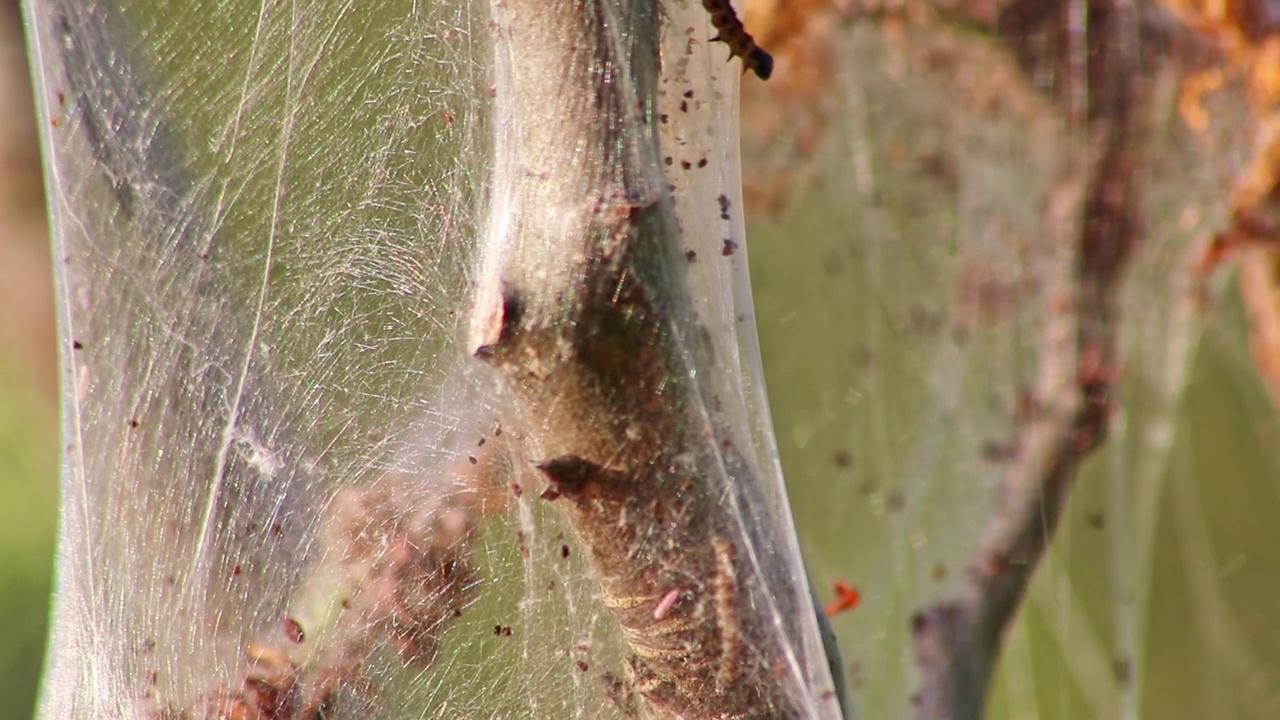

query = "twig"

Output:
[[911, 3, 1144, 718]]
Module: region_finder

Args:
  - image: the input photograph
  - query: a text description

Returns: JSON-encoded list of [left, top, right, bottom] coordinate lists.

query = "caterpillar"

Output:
[[701, 0, 773, 80], [711, 535, 743, 688]]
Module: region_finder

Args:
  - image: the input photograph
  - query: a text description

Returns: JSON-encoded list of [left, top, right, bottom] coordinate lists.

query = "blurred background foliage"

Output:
[[4, 0, 1280, 719], [0, 0, 57, 717], [737, 2, 1280, 719]]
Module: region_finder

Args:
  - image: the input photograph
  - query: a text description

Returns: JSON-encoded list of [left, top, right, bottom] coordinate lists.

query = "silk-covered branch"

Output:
[[468, 1, 841, 718], [911, 2, 1146, 718]]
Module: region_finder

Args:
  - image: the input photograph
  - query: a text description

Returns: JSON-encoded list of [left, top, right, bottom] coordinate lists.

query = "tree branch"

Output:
[[911, 3, 1145, 718], [469, 1, 836, 718]]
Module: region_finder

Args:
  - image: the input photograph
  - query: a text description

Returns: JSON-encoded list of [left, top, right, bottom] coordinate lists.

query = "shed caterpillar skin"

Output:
[[701, 0, 774, 80]]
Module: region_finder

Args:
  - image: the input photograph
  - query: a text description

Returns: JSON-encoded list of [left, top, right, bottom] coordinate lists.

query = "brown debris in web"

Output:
[[184, 643, 340, 720], [148, 446, 508, 718]]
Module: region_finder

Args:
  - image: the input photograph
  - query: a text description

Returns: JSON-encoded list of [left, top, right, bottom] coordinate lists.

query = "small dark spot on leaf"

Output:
[[833, 449, 853, 468], [909, 304, 942, 336], [981, 441, 1019, 462], [1113, 657, 1131, 684], [916, 150, 958, 189], [722, 239, 738, 256], [685, 249, 698, 262], [847, 660, 864, 689], [822, 250, 845, 277], [561, 545, 570, 559]]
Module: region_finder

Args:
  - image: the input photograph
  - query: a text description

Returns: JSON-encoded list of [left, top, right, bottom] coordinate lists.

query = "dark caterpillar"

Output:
[[701, 0, 773, 80]]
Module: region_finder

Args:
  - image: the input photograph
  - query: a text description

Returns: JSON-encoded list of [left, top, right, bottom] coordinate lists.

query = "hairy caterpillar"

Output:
[[701, 0, 773, 80], [711, 535, 743, 687]]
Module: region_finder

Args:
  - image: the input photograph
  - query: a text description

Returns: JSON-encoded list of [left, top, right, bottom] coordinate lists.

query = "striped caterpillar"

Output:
[[701, 0, 773, 80]]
